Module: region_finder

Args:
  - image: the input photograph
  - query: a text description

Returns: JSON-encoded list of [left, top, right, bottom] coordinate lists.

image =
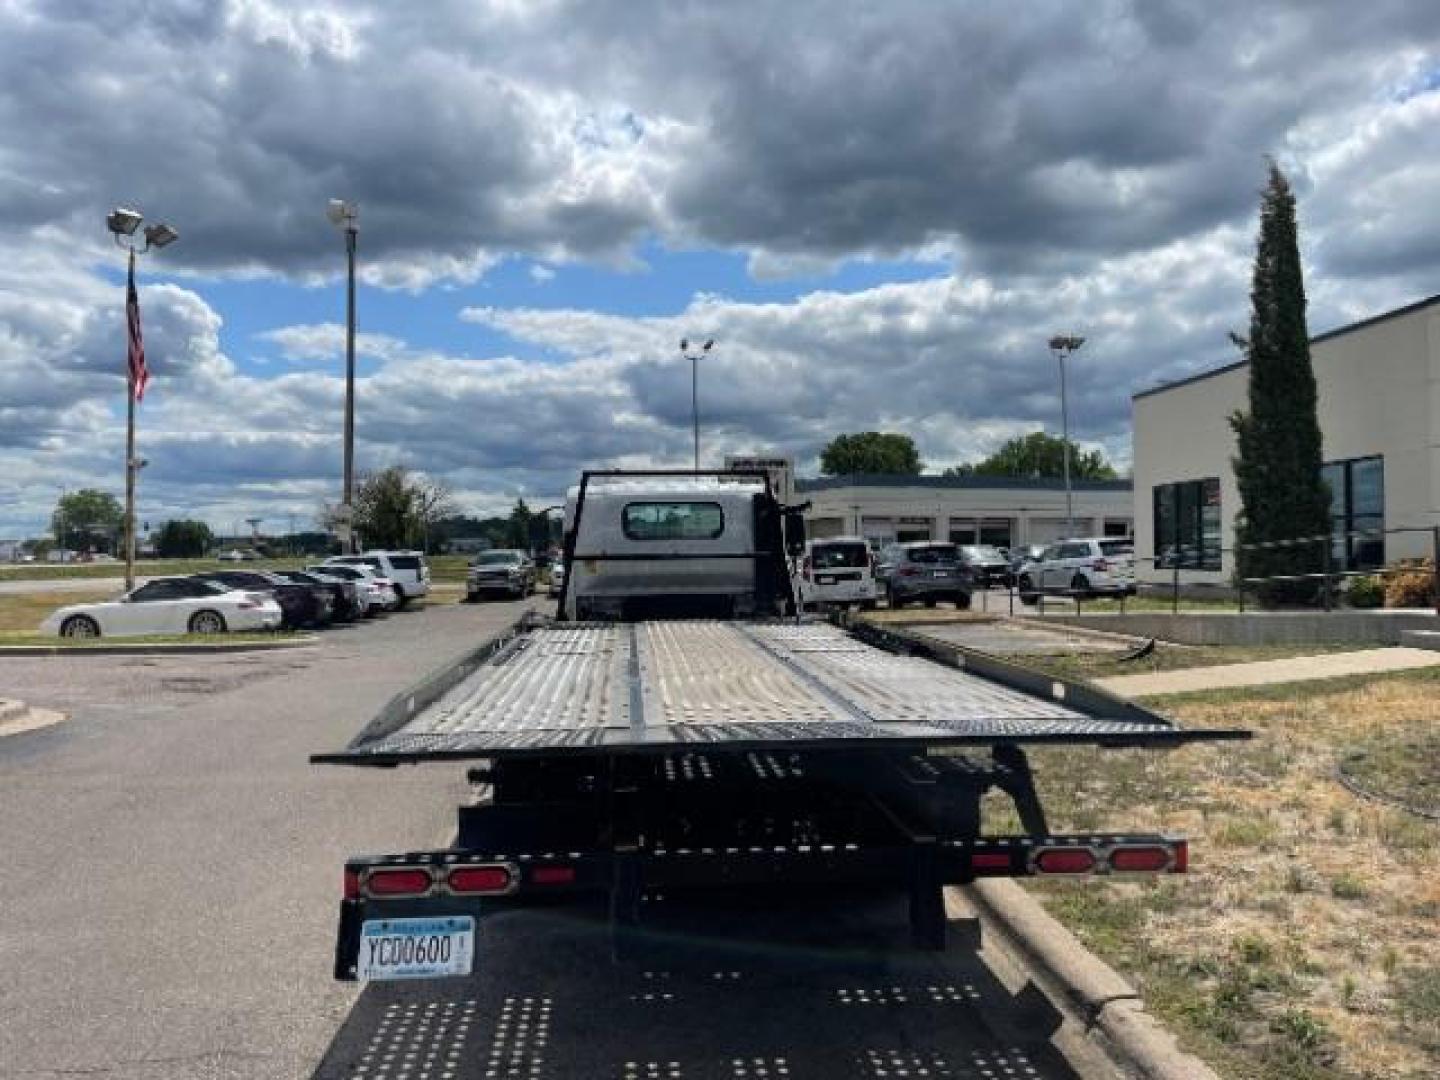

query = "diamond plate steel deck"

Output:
[[320, 620, 1222, 763]]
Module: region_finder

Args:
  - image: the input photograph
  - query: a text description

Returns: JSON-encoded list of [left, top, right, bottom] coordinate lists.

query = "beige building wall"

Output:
[[1132, 298, 1440, 584], [801, 480, 1133, 547]]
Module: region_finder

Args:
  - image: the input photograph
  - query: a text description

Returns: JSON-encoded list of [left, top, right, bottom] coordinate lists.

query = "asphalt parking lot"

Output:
[[0, 595, 536, 1080]]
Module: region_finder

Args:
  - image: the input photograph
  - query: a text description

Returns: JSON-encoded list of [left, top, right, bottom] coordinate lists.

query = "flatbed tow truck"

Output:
[[312, 470, 1247, 1079]]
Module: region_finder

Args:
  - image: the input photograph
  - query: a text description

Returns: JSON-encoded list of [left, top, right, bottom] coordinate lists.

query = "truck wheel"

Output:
[[923, 597, 938, 608], [861, 599, 877, 611], [1071, 574, 1092, 599], [954, 592, 973, 611]]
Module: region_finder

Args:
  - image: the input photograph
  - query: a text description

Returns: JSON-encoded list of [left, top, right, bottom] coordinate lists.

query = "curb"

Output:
[[960, 879, 1219, 1080], [1010, 614, 1159, 649], [0, 635, 318, 657]]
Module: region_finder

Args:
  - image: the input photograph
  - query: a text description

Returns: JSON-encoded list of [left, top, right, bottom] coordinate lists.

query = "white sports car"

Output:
[[40, 577, 283, 639]]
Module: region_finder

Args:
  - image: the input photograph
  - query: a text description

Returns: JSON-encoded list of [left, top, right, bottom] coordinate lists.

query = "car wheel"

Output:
[[923, 597, 938, 608], [954, 591, 973, 611], [1071, 574, 1091, 599], [861, 599, 877, 611], [188, 610, 227, 635], [1017, 575, 1038, 605], [395, 590, 411, 609], [60, 615, 100, 639]]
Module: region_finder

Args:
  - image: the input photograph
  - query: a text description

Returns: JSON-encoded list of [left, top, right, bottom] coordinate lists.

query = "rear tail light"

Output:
[[898, 566, 919, 577], [364, 868, 433, 896], [530, 866, 576, 886], [801, 556, 811, 579], [446, 864, 516, 895], [1109, 846, 1172, 873], [970, 851, 1012, 872], [1034, 848, 1096, 874]]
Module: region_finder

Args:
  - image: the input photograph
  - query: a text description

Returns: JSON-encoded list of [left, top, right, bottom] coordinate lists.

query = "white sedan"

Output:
[[41, 577, 283, 639], [305, 564, 398, 614]]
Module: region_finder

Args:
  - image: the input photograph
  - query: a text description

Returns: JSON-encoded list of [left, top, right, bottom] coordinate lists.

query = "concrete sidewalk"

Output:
[[1095, 646, 1440, 697]]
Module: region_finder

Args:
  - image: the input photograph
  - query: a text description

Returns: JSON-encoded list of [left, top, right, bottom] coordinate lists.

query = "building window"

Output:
[[621, 502, 724, 541], [1153, 478, 1221, 570], [1323, 456, 1384, 570]]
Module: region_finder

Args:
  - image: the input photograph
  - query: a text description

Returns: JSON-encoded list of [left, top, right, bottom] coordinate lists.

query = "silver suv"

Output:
[[1016, 538, 1135, 602], [875, 542, 975, 609], [325, 550, 430, 607]]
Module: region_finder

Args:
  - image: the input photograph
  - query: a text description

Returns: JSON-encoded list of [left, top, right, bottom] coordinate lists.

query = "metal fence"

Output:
[[993, 524, 1440, 618]]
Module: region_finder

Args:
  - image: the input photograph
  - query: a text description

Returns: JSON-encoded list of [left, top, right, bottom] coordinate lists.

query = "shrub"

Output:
[[1384, 559, 1435, 609], [1345, 574, 1385, 608]]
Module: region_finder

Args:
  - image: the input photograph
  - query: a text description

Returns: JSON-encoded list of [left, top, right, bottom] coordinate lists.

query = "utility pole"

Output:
[[328, 199, 360, 552], [1048, 334, 1085, 539]]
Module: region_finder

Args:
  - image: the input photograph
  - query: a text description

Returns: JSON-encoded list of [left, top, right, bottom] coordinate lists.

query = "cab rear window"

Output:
[[1099, 540, 1134, 557], [390, 556, 422, 571], [812, 543, 869, 569], [622, 502, 724, 541]]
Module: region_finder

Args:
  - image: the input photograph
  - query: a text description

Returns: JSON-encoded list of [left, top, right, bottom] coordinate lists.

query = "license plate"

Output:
[[931, 570, 950, 578], [358, 917, 475, 981], [816, 574, 834, 584]]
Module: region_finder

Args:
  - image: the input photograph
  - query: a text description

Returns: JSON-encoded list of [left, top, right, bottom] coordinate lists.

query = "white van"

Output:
[[800, 536, 878, 609]]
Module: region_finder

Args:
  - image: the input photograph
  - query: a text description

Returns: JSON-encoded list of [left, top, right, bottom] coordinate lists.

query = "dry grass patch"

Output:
[[0, 590, 115, 634], [1016, 669, 1440, 1078]]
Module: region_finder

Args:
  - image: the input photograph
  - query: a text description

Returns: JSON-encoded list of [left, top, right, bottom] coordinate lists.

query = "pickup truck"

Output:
[[313, 469, 1245, 1071]]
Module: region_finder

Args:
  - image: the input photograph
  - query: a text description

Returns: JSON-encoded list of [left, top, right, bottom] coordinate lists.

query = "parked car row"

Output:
[[790, 535, 1137, 612], [41, 550, 430, 639]]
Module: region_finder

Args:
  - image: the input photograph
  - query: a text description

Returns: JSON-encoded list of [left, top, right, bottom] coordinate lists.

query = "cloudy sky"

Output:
[[2, 0, 1438, 539]]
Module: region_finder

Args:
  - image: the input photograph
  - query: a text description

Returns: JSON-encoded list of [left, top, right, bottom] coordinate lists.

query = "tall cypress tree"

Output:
[[1228, 163, 1331, 605]]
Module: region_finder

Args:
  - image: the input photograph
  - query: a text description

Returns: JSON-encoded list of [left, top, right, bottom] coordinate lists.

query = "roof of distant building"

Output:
[[796, 474, 1132, 493], [1132, 291, 1440, 402]]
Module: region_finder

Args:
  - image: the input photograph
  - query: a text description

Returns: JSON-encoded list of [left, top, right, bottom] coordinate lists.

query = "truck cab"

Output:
[[559, 473, 801, 621]]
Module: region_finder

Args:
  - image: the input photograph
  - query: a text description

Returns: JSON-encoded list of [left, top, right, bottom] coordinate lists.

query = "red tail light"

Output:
[[1171, 840, 1188, 873], [1034, 848, 1095, 874], [898, 566, 919, 577], [802, 556, 812, 579], [447, 865, 514, 894], [365, 868, 433, 896], [531, 866, 576, 886], [1109, 846, 1172, 872]]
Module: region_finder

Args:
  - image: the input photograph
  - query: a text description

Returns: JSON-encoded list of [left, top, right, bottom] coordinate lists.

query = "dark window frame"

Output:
[[1324, 454, 1384, 571], [621, 501, 726, 542], [1153, 477, 1221, 570]]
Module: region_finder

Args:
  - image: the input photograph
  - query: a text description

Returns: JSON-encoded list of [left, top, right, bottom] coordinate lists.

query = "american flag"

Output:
[[126, 255, 149, 402]]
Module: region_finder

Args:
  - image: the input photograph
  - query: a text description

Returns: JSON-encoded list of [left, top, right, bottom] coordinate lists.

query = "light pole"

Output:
[[1048, 334, 1085, 540], [327, 198, 359, 552], [679, 338, 713, 469], [106, 207, 178, 591]]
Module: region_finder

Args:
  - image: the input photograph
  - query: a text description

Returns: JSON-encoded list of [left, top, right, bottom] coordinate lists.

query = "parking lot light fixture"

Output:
[[107, 205, 177, 590], [1047, 334, 1085, 539], [679, 338, 714, 469]]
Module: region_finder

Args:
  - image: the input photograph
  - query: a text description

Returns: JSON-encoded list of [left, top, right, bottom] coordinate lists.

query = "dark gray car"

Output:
[[875, 542, 974, 609], [466, 549, 536, 601]]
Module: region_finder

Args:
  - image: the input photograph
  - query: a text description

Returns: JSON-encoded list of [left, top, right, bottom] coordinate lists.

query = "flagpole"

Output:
[[124, 249, 137, 592]]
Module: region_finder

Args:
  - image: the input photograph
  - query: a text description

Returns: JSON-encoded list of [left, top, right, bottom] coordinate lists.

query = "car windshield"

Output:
[[811, 543, 868, 569], [475, 552, 522, 566], [907, 544, 958, 564], [961, 546, 1005, 561]]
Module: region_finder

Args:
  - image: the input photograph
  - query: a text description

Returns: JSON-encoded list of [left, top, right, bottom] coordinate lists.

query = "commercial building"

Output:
[[797, 474, 1133, 549], [1132, 293, 1440, 585]]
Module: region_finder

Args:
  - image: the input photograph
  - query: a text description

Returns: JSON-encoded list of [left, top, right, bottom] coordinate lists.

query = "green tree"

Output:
[[1228, 163, 1331, 606], [819, 432, 922, 476], [52, 489, 123, 553], [505, 498, 533, 549], [944, 432, 1117, 481], [350, 467, 455, 549], [153, 519, 214, 558]]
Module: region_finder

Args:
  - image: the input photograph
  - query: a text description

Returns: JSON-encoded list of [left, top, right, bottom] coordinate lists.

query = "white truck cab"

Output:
[[559, 474, 800, 621]]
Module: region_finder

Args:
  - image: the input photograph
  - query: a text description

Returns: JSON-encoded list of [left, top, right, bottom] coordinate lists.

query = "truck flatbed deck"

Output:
[[315, 618, 1244, 766]]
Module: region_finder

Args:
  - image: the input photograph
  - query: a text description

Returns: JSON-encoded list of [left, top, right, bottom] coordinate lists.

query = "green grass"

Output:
[[0, 631, 304, 648], [1340, 726, 1440, 818], [1013, 644, 1367, 685]]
